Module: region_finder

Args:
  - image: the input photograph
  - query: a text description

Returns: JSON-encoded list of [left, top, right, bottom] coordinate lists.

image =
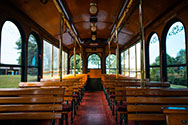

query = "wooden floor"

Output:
[[72, 91, 116, 125]]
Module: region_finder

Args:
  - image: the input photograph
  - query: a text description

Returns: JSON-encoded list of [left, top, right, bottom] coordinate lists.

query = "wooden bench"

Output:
[[163, 107, 188, 125], [19, 81, 77, 124], [126, 88, 188, 125], [0, 88, 65, 125], [105, 81, 170, 118]]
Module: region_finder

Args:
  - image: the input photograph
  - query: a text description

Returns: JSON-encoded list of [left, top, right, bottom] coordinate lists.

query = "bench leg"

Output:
[[120, 113, 123, 125], [123, 114, 127, 125], [135, 121, 139, 125], [61, 114, 64, 125], [74, 101, 77, 116], [115, 109, 118, 124], [71, 111, 73, 123], [112, 101, 114, 116], [65, 113, 68, 125], [50, 119, 55, 125]]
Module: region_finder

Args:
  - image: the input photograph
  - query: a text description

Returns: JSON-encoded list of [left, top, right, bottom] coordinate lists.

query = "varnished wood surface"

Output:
[[0, 88, 65, 95], [0, 112, 62, 119], [0, 97, 63, 103], [128, 114, 165, 121], [0, 104, 62, 112]]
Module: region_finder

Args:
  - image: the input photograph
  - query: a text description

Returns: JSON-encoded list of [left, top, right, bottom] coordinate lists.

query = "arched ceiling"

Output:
[[7, 0, 182, 50]]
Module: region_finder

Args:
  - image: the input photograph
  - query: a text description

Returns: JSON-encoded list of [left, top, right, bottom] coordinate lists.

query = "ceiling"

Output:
[[7, 0, 181, 50]]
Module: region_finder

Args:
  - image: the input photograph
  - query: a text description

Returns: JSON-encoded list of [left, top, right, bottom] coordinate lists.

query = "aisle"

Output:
[[72, 91, 116, 125]]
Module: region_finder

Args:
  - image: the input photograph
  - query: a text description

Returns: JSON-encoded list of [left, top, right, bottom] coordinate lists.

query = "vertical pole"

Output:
[[116, 29, 119, 79], [80, 48, 82, 74], [74, 41, 76, 77], [51, 45, 53, 77], [139, 0, 145, 88], [59, 13, 63, 82], [108, 42, 111, 75]]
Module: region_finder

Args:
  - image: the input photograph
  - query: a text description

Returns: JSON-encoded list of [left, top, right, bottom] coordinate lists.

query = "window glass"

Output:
[[166, 22, 186, 65], [0, 67, 21, 88], [136, 42, 141, 78], [0, 21, 22, 88], [64, 52, 68, 75], [130, 45, 136, 77], [28, 34, 38, 66], [27, 68, 38, 82], [88, 54, 101, 69], [43, 40, 52, 78], [166, 21, 187, 88], [70, 54, 82, 74], [121, 52, 124, 75], [150, 67, 160, 81], [106, 54, 116, 74], [167, 66, 187, 88], [149, 33, 160, 66], [149, 33, 160, 81], [125, 50, 129, 76], [53, 46, 59, 77], [1, 21, 22, 65]]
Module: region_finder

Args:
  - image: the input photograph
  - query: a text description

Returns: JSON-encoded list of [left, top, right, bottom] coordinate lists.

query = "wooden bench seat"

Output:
[[0, 88, 65, 125], [126, 88, 188, 125], [163, 107, 188, 125]]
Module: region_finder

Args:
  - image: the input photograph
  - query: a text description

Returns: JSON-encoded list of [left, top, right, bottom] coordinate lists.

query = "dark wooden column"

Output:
[[102, 48, 106, 74], [82, 47, 87, 74]]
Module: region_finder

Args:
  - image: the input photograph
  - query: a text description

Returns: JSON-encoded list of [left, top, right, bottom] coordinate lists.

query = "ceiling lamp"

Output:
[[89, 3, 97, 15], [92, 35, 96, 41], [91, 23, 97, 32]]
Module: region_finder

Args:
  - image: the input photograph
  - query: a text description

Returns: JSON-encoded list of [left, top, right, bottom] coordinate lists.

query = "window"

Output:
[[88, 54, 101, 69], [70, 54, 82, 74], [125, 50, 129, 76], [130, 45, 136, 77], [106, 54, 116, 74], [62, 51, 68, 75], [149, 33, 160, 81], [0, 21, 22, 88], [27, 34, 39, 82], [166, 21, 187, 88], [121, 41, 141, 78], [121, 52, 125, 75], [43, 39, 52, 78], [136, 42, 141, 78], [53, 46, 59, 77]]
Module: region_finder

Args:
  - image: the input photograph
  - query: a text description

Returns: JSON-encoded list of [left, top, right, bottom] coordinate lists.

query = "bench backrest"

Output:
[[126, 88, 188, 121]]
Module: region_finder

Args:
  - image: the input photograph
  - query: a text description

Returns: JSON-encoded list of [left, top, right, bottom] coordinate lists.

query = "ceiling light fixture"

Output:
[[91, 23, 97, 32], [92, 35, 96, 41], [89, 3, 97, 15]]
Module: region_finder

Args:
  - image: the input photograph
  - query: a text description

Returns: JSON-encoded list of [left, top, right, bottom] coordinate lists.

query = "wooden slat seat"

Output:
[[126, 88, 188, 125], [163, 107, 188, 125], [114, 87, 127, 124], [0, 88, 65, 125]]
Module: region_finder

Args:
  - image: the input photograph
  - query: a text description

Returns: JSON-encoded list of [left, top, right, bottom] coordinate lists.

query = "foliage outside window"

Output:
[[70, 54, 82, 74], [62, 51, 68, 75], [0, 21, 22, 88], [53, 46, 59, 77], [149, 33, 160, 81], [166, 21, 187, 88], [43, 40, 68, 78], [106, 54, 116, 74], [121, 41, 141, 78], [43, 40, 52, 78], [87, 54, 101, 69], [27, 34, 39, 82]]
